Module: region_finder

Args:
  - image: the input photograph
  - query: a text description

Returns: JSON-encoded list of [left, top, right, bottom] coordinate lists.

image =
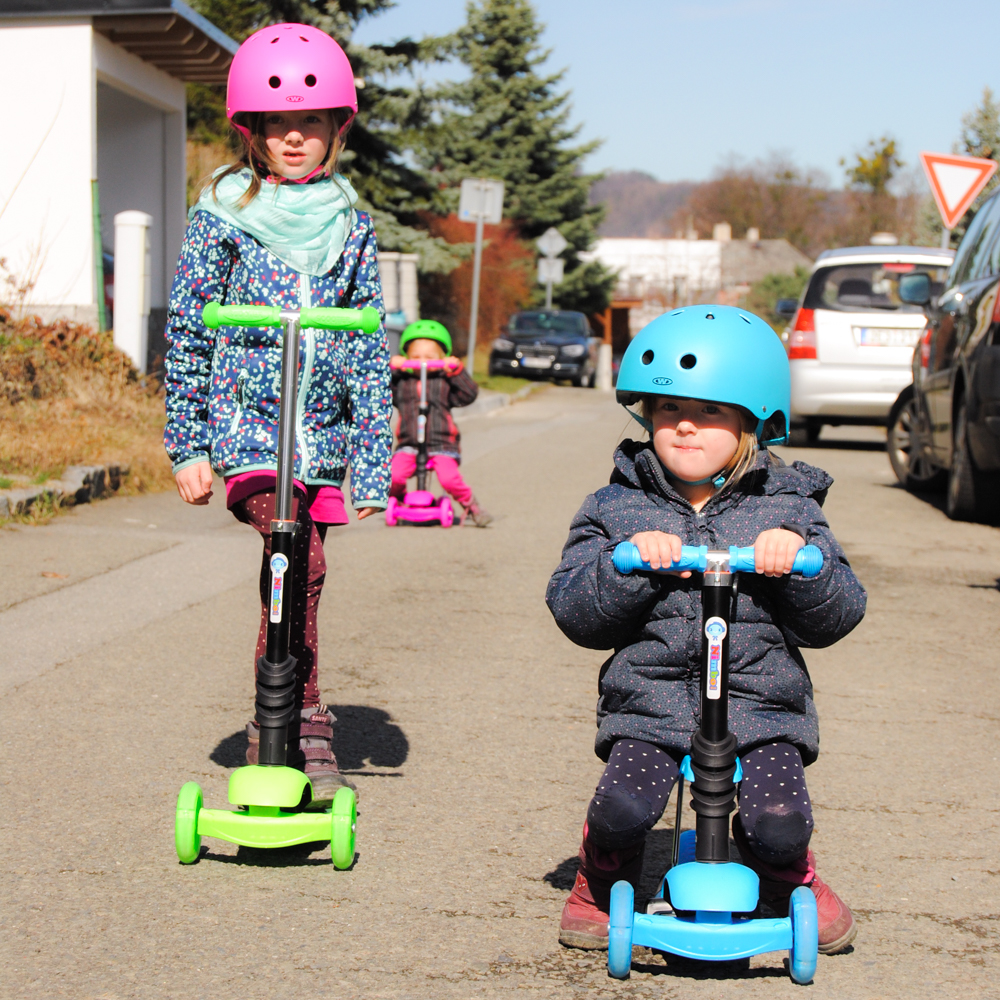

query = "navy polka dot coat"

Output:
[[546, 441, 867, 765]]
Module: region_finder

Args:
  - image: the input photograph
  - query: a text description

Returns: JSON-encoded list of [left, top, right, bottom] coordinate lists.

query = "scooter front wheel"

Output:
[[330, 786, 357, 870], [607, 880, 634, 979], [175, 782, 203, 864], [439, 497, 454, 528], [385, 497, 398, 527], [789, 885, 818, 984]]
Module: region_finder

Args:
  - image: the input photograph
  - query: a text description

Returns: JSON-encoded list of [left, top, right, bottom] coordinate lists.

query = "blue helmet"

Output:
[[616, 305, 790, 445]]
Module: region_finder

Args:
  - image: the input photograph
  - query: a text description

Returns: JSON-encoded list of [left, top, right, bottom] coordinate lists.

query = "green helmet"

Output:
[[399, 319, 452, 356]]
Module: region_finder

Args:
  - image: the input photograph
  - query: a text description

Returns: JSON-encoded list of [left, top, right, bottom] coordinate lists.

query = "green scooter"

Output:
[[174, 301, 381, 868]]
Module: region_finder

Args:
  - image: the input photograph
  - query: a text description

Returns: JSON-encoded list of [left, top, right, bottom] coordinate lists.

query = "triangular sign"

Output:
[[920, 152, 998, 230]]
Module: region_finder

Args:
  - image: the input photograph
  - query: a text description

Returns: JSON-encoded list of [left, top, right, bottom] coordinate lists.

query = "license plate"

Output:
[[521, 356, 553, 368], [853, 326, 920, 347]]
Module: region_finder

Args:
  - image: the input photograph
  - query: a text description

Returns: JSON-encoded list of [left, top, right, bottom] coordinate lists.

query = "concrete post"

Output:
[[597, 343, 614, 392], [399, 253, 419, 323], [378, 251, 400, 312], [113, 210, 153, 373]]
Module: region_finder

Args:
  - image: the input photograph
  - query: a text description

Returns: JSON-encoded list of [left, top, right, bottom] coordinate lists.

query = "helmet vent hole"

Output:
[[641, 350, 654, 365], [270, 37, 279, 43], [268, 75, 281, 89], [305, 74, 317, 86], [300, 36, 309, 42], [740, 314, 752, 324], [705, 312, 715, 320], [680, 354, 697, 369]]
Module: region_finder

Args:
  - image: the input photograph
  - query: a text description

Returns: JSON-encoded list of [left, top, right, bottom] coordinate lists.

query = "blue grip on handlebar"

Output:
[[612, 541, 824, 578]]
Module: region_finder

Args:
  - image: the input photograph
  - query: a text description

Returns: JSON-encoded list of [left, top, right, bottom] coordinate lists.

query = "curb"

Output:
[[0, 463, 129, 519], [460, 384, 537, 418]]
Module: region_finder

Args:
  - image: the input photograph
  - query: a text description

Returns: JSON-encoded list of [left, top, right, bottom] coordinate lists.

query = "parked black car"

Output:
[[488, 310, 598, 387], [888, 189, 1000, 521]]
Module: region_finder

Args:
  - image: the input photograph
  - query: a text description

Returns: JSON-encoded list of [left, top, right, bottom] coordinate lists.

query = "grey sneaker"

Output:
[[245, 705, 357, 809], [463, 497, 493, 527]]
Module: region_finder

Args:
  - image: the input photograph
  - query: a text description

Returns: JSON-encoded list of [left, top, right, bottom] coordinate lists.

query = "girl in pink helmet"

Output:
[[163, 24, 391, 808]]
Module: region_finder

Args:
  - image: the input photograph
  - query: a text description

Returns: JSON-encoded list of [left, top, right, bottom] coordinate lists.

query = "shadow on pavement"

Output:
[[209, 704, 409, 773], [201, 842, 337, 867]]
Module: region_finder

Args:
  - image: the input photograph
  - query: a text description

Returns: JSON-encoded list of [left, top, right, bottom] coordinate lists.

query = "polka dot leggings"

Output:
[[586, 739, 814, 866], [233, 487, 329, 710]]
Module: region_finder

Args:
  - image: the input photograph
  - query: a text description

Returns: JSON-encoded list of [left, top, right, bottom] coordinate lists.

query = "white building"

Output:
[[0, 1, 236, 369], [583, 234, 812, 334]]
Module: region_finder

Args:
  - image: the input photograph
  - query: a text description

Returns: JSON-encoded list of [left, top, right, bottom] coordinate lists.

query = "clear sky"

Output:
[[354, 0, 1000, 187]]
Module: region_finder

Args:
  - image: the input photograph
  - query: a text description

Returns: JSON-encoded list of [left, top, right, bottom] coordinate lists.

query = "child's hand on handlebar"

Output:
[[627, 531, 692, 578], [443, 356, 463, 376], [390, 354, 407, 368], [175, 461, 214, 505], [754, 528, 805, 577]]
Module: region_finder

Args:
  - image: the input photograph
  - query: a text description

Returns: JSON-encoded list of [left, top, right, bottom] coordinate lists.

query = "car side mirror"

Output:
[[775, 298, 798, 319], [898, 272, 931, 306]]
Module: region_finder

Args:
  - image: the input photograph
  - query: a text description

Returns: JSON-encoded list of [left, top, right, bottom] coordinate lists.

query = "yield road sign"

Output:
[[536, 227, 568, 258], [919, 152, 998, 231]]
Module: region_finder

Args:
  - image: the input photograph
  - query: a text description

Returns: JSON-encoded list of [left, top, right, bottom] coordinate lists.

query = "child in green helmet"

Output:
[[389, 320, 492, 526]]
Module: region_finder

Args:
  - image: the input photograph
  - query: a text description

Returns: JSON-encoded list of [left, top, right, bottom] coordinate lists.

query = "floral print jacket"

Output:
[[163, 209, 392, 509]]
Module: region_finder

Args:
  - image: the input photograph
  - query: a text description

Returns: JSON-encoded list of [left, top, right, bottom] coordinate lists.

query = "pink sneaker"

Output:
[[558, 827, 644, 950], [732, 816, 856, 954]]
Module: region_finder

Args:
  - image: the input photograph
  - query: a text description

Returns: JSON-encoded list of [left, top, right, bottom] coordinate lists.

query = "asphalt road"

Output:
[[2, 388, 999, 1000]]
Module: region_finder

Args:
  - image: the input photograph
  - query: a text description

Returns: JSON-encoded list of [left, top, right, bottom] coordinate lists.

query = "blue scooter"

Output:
[[607, 541, 824, 984]]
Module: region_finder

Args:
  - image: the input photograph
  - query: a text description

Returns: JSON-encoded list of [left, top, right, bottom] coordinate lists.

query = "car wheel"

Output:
[[887, 386, 946, 491], [787, 419, 821, 447], [946, 398, 998, 522]]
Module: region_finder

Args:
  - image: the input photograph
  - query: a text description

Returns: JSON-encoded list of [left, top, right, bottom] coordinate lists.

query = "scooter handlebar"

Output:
[[611, 541, 824, 578], [390, 359, 450, 371], [203, 302, 380, 333]]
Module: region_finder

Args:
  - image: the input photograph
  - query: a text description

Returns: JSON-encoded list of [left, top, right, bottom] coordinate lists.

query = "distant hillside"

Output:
[[590, 171, 697, 237]]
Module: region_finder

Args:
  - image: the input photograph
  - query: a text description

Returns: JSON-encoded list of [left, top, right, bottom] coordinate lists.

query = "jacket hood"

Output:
[[611, 439, 833, 504]]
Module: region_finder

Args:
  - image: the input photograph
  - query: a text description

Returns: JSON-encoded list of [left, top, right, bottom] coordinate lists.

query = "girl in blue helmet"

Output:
[[546, 305, 866, 956]]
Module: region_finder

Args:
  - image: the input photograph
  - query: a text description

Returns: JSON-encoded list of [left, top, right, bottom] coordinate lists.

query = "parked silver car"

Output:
[[777, 245, 954, 444]]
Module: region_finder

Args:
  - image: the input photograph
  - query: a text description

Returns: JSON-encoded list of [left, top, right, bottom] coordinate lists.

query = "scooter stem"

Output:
[[258, 311, 303, 767], [691, 554, 739, 863]]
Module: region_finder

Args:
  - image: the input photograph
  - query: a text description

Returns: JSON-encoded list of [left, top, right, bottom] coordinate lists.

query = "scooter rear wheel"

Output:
[[788, 885, 818, 984], [175, 782, 203, 864], [607, 880, 634, 979], [330, 786, 357, 870]]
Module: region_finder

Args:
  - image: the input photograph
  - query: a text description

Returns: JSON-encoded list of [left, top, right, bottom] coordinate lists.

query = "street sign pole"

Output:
[[545, 275, 553, 310], [941, 228, 951, 250], [458, 178, 504, 376], [467, 213, 485, 374]]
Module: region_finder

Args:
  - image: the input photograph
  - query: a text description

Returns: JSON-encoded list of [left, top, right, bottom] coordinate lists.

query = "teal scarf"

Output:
[[190, 168, 358, 277]]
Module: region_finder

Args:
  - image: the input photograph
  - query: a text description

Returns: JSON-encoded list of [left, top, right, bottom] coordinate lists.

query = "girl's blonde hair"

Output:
[[640, 396, 760, 492], [213, 108, 353, 208]]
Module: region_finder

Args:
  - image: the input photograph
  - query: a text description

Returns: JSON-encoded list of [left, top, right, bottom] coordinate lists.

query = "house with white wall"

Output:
[[582, 233, 812, 334], [0, 1, 236, 370]]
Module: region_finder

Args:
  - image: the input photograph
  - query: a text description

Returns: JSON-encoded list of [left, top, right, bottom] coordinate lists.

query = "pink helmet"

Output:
[[226, 23, 358, 139]]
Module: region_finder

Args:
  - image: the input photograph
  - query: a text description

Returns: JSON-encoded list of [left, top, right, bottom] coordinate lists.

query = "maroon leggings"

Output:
[[232, 488, 328, 709]]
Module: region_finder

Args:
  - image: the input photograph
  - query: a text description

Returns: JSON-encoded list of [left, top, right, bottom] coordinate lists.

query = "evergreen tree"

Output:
[[414, 0, 614, 314], [187, 0, 457, 271], [947, 86, 1000, 245]]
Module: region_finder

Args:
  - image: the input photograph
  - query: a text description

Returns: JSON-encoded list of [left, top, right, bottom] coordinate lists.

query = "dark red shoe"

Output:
[[732, 816, 856, 954], [558, 827, 644, 950]]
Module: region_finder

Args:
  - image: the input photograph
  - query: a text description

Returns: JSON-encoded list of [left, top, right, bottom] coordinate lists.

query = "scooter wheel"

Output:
[[330, 786, 357, 870], [788, 885, 818, 984], [439, 497, 454, 528], [607, 880, 634, 979], [385, 497, 398, 527], [175, 782, 203, 864]]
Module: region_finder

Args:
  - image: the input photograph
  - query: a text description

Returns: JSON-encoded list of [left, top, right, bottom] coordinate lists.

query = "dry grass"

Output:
[[0, 310, 172, 494]]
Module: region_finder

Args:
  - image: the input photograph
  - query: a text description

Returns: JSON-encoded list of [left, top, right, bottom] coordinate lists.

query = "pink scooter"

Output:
[[385, 359, 455, 528]]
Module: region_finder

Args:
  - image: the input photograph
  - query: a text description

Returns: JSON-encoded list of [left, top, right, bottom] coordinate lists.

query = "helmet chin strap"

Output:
[[625, 407, 726, 488]]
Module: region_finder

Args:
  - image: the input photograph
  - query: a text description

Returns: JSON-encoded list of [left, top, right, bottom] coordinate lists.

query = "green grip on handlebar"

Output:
[[202, 302, 380, 333], [300, 305, 381, 333]]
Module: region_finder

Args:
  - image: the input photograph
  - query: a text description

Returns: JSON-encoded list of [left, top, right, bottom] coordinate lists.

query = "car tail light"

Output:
[[787, 308, 816, 360], [919, 325, 932, 368]]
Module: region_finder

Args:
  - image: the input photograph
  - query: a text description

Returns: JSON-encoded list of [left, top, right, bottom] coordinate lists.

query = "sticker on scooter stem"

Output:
[[705, 616, 727, 700], [269, 553, 289, 623]]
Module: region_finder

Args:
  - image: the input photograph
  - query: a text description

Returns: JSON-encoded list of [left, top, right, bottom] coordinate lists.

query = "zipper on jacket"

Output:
[[296, 273, 314, 479], [229, 367, 249, 436]]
